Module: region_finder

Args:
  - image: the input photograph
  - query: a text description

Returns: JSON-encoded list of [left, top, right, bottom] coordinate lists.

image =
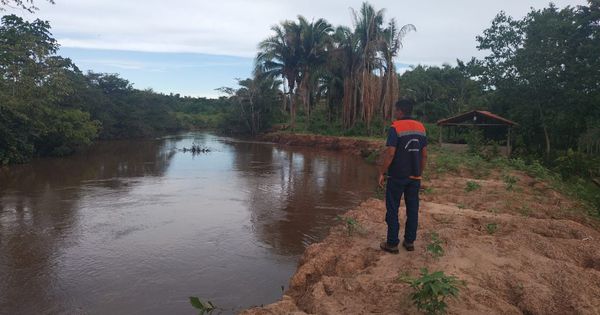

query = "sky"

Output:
[[8, 0, 587, 98]]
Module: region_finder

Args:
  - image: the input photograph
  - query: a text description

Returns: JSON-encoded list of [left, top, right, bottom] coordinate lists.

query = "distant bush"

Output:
[[465, 181, 481, 192], [553, 149, 599, 179]]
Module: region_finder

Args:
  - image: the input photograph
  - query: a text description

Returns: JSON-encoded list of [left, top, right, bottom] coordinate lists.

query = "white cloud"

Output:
[[14, 0, 588, 64]]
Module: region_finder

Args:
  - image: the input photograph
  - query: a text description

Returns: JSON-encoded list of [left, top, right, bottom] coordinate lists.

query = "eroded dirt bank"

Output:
[[243, 133, 600, 315], [258, 132, 382, 157]]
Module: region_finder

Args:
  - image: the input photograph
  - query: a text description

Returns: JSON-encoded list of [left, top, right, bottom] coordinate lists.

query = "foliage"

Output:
[[464, 181, 481, 192], [0, 15, 229, 165], [400, 65, 487, 122], [401, 268, 465, 315], [502, 174, 519, 191], [464, 3, 600, 157], [553, 149, 599, 179], [426, 232, 444, 258], [486, 223, 498, 234], [189, 296, 216, 315], [0, 0, 53, 12], [336, 215, 363, 235], [256, 2, 415, 134], [217, 73, 281, 135]]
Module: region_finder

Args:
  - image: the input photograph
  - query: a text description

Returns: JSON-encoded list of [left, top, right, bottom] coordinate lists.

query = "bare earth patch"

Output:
[[242, 198, 600, 315], [244, 133, 600, 314]]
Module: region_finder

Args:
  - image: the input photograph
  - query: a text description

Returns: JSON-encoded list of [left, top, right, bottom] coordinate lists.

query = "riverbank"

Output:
[[258, 132, 383, 158], [243, 132, 600, 315]]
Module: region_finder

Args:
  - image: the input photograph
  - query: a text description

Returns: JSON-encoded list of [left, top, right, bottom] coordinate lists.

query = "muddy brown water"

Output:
[[0, 132, 377, 314]]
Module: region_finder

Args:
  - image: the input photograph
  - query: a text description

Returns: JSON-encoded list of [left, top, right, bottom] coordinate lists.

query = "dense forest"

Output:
[[235, 2, 599, 174], [0, 14, 229, 164]]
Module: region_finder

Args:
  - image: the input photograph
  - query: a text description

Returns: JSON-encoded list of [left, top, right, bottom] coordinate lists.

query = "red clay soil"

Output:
[[243, 133, 600, 315], [259, 132, 382, 157]]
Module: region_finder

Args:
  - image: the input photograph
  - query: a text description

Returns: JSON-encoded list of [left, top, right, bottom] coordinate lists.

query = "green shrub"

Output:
[[502, 174, 519, 191], [486, 223, 498, 234], [401, 268, 465, 315], [465, 181, 481, 192], [554, 149, 599, 179], [426, 232, 444, 258], [336, 215, 363, 235], [465, 128, 485, 155]]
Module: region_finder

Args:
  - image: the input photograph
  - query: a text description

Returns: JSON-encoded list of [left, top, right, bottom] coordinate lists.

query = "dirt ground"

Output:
[[243, 134, 600, 315]]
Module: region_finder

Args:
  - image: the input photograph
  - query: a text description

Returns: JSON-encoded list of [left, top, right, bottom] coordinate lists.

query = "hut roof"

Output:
[[436, 110, 518, 126]]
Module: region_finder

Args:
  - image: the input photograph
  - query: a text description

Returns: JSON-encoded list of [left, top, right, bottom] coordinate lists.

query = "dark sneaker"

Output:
[[380, 241, 399, 254], [402, 241, 415, 251]]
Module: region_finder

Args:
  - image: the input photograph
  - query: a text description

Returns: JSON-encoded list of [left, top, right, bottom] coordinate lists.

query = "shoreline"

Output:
[[258, 132, 384, 158], [241, 132, 600, 315]]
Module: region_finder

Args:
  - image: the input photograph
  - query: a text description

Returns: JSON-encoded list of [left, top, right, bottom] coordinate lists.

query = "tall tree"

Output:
[[257, 20, 302, 129], [466, 1, 600, 156], [0, 0, 54, 12], [296, 16, 333, 126], [380, 19, 415, 122]]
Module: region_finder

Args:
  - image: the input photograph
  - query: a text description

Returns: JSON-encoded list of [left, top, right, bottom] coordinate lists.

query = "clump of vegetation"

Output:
[[400, 268, 466, 315], [189, 296, 216, 315], [465, 181, 481, 192], [502, 174, 519, 191], [426, 232, 444, 258], [486, 223, 498, 234], [518, 206, 532, 217], [422, 187, 435, 195], [336, 215, 363, 236]]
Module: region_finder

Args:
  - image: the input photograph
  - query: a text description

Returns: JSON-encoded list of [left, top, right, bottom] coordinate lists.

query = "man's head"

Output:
[[394, 98, 415, 120]]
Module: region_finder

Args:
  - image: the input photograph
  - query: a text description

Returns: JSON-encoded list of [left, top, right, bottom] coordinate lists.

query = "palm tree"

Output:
[[296, 16, 333, 126], [333, 25, 361, 129], [352, 2, 385, 131], [380, 19, 416, 122], [256, 20, 302, 129]]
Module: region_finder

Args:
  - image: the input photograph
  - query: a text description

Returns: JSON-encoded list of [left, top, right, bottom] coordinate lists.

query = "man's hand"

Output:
[[378, 174, 386, 188]]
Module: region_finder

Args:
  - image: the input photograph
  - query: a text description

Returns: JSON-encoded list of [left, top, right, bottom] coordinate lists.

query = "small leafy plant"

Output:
[[486, 223, 498, 234], [189, 296, 216, 315], [465, 181, 481, 192], [336, 215, 362, 235], [426, 232, 444, 258], [503, 174, 519, 191], [401, 268, 465, 315], [422, 187, 435, 195], [518, 205, 532, 217]]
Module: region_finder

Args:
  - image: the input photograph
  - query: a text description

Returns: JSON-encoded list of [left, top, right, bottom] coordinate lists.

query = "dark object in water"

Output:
[[181, 144, 211, 154]]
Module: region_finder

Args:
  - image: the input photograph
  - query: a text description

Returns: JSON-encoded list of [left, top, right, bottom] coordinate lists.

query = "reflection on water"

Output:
[[0, 132, 376, 314]]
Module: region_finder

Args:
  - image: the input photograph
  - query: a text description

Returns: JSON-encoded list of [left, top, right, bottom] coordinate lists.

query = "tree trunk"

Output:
[[537, 103, 551, 156]]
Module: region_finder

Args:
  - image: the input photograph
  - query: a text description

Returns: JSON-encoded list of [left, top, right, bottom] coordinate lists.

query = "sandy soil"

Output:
[[243, 133, 600, 315]]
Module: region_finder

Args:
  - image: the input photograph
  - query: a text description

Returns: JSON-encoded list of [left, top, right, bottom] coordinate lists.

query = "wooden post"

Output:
[[439, 125, 443, 147], [507, 126, 512, 157]]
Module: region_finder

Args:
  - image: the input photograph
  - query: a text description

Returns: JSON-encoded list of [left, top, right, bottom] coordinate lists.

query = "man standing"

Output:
[[378, 98, 427, 253]]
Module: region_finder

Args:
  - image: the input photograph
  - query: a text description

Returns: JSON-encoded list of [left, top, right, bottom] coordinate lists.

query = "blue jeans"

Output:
[[385, 177, 420, 246]]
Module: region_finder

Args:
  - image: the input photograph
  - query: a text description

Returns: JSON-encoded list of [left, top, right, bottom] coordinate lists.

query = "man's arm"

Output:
[[378, 146, 396, 188]]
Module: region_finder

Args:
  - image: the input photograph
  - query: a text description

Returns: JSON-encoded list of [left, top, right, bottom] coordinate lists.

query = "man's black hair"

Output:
[[395, 98, 415, 116]]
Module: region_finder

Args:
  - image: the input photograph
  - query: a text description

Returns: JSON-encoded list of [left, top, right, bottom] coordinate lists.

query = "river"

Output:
[[0, 132, 377, 314]]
